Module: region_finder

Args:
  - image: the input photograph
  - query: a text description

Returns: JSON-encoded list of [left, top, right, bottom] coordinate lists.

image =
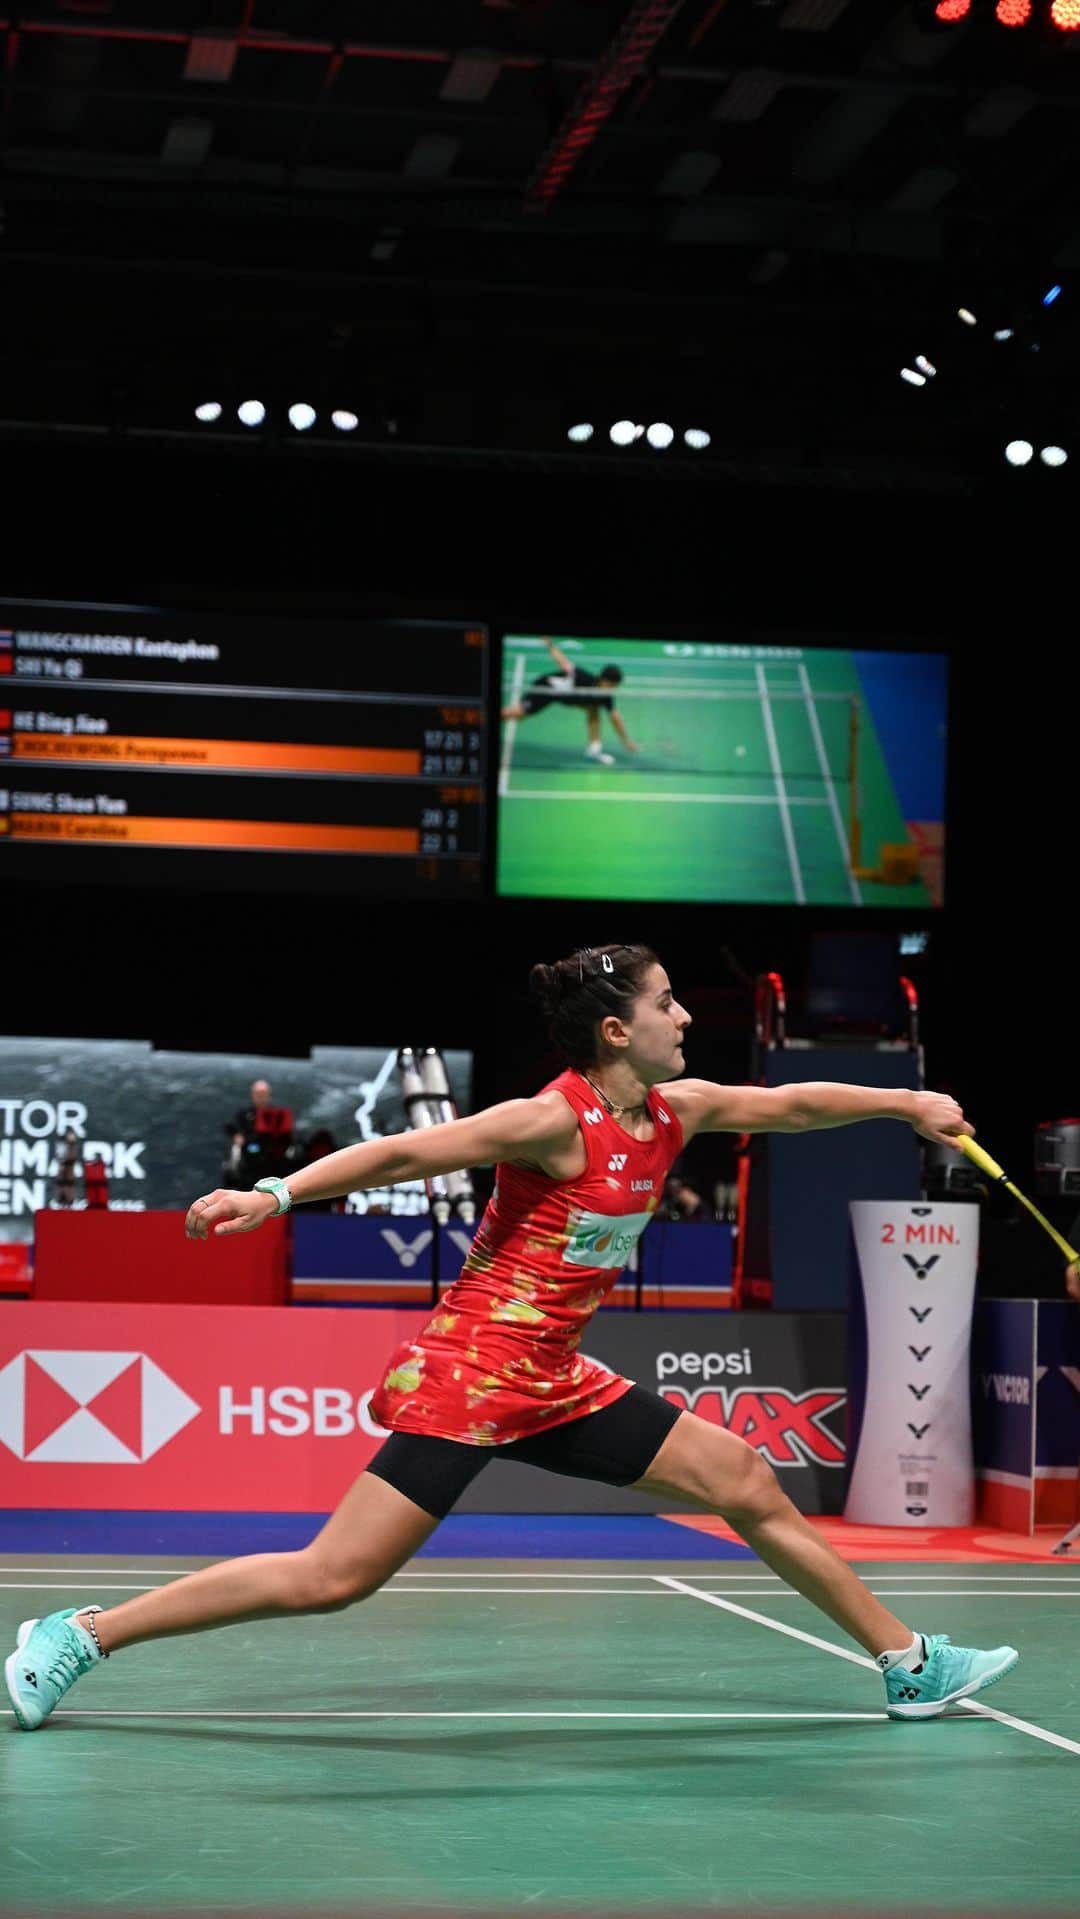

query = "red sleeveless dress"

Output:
[[369, 1069, 684, 1445]]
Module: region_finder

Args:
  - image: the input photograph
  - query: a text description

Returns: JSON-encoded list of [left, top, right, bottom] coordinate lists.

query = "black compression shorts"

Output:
[[365, 1383, 682, 1520]]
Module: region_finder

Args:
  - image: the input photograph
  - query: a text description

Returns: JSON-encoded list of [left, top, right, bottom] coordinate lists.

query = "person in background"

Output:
[[500, 635, 639, 767], [659, 1171, 714, 1222]]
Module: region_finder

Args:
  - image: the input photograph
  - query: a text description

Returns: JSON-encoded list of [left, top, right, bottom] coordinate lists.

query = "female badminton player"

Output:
[[6, 944, 1018, 1729]]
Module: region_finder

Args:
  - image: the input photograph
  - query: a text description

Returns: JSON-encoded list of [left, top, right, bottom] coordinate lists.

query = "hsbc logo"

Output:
[[0, 1349, 200, 1464], [661, 1383, 845, 1469]]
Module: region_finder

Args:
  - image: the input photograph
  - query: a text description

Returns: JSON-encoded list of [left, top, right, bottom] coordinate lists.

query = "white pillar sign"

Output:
[[845, 1201, 978, 1526]]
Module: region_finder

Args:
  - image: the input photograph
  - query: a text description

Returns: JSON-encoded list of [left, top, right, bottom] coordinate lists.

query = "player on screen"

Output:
[[500, 635, 640, 766], [6, 943, 1018, 1730]]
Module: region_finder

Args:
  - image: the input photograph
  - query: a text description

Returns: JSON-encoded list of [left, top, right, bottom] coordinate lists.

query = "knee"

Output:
[[294, 1551, 387, 1613], [720, 1446, 783, 1527]]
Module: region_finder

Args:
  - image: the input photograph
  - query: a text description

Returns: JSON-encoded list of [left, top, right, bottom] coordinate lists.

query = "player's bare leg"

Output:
[[78, 1472, 440, 1651], [584, 708, 613, 765]]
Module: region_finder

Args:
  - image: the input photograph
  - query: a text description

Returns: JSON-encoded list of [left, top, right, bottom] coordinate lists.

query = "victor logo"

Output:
[[907, 1384, 930, 1401], [907, 1422, 931, 1439], [0, 1349, 200, 1463], [902, 1255, 941, 1281], [908, 1345, 932, 1362], [380, 1228, 471, 1269], [660, 1384, 845, 1468], [909, 1307, 932, 1323]]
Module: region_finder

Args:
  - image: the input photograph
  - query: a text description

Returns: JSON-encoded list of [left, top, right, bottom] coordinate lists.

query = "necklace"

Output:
[[578, 1070, 646, 1125]]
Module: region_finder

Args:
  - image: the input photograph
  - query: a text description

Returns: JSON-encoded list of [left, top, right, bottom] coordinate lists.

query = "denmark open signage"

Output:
[[0, 1303, 847, 1512]]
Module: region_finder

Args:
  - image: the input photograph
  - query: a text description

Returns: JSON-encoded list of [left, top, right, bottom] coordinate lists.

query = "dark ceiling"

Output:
[[2, 0, 1079, 492]]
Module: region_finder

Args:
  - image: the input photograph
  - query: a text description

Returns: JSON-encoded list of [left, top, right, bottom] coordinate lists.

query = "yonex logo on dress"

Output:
[[0, 1349, 200, 1463], [607, 1154, 628, 1172]]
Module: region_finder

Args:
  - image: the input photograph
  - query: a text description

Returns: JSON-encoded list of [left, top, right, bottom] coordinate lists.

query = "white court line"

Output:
[[756, 662, 804, 903], [798, 660, 861, 905], [497, 652, 526, 797], [5, 1583, 1078, 1600], [657, 1575, 1080, 1758], [500, 790, 830, 806], [1, 1708, 884, 1723]]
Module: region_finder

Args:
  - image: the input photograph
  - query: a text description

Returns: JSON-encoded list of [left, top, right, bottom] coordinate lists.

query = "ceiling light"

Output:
[[914, 356, 937, 377], [646, 422, 675, 449], [1040, 444, 1068, 467], [957, 308, 978, 327], [331, 410, 359, 433], [567, 423, 594, 443], [610, 420, 637, 446], [684, 428, 711, 450], [900, 368, 927, 387], [237, 400, 265, 427], [288, 403, 316, 432], [1004, 439, 1034, 466], [194, 402, 222, 423]]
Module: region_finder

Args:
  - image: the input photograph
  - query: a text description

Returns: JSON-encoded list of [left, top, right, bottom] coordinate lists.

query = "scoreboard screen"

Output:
[[0, 601, 489, 897]]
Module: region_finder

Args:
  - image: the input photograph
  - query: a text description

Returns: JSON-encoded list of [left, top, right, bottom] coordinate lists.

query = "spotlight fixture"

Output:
[[609, 419, 637, 446], [287, 403, 316, 432], [194, 401, 222, 423], [913, 356, 937, 377], [567, 423, 594, 443], [237, 400, 266, 427], [645, 422, 675, 449], [957, 308, 978, 327], [900, 367, 928, 387], [331, 409, 359, 432], [1004, 438, 1034, 466], [1040, 444, 1068, 466], [684, 428, 711, 450]]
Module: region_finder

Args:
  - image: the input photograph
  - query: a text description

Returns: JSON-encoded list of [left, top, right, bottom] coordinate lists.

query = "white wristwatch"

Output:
[[253, 1176, 293, 1215]]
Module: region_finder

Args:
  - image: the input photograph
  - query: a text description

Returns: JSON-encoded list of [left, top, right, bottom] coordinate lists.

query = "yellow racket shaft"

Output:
[[957, 1135, 1080, 1264]]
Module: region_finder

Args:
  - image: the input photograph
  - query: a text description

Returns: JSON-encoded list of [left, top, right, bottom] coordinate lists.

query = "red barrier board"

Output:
[[33, 1211, 289, 1306], [0, 1302, 426, 1510]]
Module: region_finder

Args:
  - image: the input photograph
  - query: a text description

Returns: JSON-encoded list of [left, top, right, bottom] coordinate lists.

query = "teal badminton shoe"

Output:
[[883, 1633, 1019, 1720], [5, 1608, 103, 1730]]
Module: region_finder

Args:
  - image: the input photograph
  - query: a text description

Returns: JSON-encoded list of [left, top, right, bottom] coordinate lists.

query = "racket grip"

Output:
[[957, 1135, 1007, 1182]]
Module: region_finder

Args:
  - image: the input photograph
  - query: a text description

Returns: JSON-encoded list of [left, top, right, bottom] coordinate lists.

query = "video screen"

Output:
[[496, 635, 946, 907], [0, 600, 489, 897]]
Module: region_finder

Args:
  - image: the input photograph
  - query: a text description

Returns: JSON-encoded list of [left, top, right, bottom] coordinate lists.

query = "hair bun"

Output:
[[528, 961, 560, 1014]]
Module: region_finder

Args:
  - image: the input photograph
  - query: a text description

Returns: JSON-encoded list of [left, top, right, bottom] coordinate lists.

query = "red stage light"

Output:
[[995, 0, 1032, 23], [1050, 0, 1080, 28], [934, 0, 971, 19]]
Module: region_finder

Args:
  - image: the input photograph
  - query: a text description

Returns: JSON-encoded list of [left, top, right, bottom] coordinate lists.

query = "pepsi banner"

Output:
[[0, 1304, 846, 1518], [845, 1200, 977, 1526]]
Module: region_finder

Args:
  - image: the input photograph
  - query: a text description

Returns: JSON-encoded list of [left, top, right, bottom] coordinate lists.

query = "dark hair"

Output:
[[529, 943, 659, 1068], [598, 665, 623, 685]]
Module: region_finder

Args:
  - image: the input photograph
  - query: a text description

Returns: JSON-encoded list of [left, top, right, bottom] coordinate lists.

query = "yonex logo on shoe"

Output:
[[0, 1350, 201, 1463]]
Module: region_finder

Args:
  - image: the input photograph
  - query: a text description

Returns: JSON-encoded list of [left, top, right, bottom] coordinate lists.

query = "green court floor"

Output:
[[3, 1554, 1076, 1913], [497, 640, 932, 907]]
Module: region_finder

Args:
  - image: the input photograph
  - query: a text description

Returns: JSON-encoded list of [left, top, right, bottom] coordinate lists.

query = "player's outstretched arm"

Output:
[[543, 634, 574, 674], [184, 1095, 578, 1239], [663, 1078, 973, 1148], [609, 709, 639, 752]]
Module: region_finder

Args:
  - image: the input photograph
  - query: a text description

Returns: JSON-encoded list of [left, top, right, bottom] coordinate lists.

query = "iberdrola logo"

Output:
[[561, 1207, 655, 1271]]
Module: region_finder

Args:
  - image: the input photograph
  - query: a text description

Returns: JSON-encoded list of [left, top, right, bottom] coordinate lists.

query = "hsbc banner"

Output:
[[0, 1302, 425, 1511], [0, 1303, 846, 1518], [0, 1037, 472, 1242], [845, 1201, 977, 1527]]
